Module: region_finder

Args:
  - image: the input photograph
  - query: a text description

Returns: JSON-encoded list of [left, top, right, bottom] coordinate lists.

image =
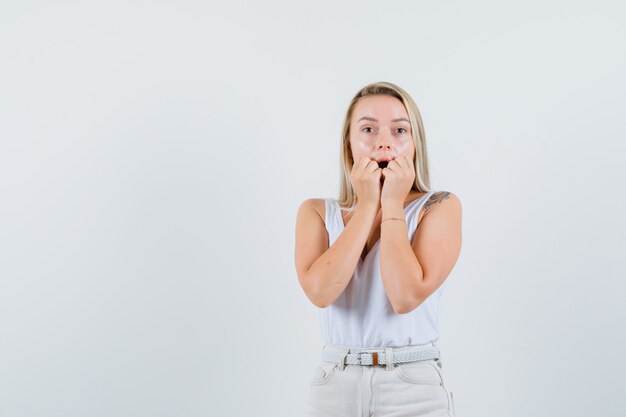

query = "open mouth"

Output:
[[378, 161, 389, 169]]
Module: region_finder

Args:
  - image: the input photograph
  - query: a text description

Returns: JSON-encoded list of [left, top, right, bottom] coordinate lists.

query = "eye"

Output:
[[397, 127, 407, 134], [363, 127, 374, 133]]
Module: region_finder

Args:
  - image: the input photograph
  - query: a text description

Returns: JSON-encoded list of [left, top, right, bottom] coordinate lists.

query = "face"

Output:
[[349, 94, 415, 169]]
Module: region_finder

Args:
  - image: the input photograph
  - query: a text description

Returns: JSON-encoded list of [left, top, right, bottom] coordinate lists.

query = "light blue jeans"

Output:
[[305, 343, 456, 417]]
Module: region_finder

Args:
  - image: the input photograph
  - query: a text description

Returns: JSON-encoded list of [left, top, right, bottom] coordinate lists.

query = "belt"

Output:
[[321, 344, 440, 368]]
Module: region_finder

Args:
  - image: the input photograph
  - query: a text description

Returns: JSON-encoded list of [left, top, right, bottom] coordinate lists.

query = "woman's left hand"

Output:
[[380, 156, 416, 205]]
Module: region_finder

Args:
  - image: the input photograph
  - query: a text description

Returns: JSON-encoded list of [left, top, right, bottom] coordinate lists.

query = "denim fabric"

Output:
[[305, 343, 456, 417]]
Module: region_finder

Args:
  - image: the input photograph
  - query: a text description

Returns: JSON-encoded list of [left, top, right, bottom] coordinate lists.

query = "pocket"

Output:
[[394, 359, 442, 385], [433, 362, 455, 416], [310, 362, 338, 386]]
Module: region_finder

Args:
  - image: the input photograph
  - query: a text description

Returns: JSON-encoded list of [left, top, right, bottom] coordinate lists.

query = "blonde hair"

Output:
[[337, 81, 431, 209]]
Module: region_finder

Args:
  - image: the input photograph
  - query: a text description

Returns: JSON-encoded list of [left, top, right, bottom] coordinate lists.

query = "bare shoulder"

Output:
[[297, 198, 326, 223], [423, 191, 462, 214], [416, 191, 462, 227], [295, 198, 329, 249]]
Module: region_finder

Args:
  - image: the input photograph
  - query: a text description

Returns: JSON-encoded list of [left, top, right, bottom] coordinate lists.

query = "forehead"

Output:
[[351, 95, 408, 122]]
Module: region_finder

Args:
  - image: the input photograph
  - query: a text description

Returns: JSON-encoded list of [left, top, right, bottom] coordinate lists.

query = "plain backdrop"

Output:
[[1, 1, 625, 416]]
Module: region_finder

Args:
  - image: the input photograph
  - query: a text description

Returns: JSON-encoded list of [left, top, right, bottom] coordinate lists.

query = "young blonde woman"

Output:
[[295, 81, 462, 417]]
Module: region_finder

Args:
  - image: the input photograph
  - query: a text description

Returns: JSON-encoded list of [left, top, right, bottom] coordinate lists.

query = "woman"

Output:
[[295, 81, 462, 417]]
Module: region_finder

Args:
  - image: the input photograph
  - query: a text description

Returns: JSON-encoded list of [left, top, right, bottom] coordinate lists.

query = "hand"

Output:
[[380, 156, 415, 205], [350, 157, 382, 208]]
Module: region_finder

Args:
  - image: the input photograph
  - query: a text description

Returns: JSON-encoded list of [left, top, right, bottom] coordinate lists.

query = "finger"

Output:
[[405, 156, 416, 172], [352, 157, 367, 177], [353, 157, 368, 172], [361, 157, 376, 170], [385, 158, 400, 171], [392, 156, 410, 171], [367, 159, 380, 172]]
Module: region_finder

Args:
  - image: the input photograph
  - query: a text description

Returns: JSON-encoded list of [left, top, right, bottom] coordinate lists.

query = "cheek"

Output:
[[397, 143, 415, 157], [350, 148, 364, 162], [351, 142, 372, 159], [354, 140, 371, 152]]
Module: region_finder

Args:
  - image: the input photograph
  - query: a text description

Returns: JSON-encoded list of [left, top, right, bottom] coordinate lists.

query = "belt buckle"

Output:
[[357, 351, 380, 366]]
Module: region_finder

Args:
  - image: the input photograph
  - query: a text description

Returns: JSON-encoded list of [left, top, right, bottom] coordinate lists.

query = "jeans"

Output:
[[305, 343, 456, 417]]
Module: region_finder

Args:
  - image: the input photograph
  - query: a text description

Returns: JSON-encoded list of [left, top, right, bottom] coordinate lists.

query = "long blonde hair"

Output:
[[337, 81, 431, 209]]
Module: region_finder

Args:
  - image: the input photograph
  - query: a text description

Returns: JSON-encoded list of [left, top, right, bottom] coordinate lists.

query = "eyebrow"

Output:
[[357, 116, 410, 124]]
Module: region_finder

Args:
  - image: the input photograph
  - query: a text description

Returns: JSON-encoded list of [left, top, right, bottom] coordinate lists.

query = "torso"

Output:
[[314, 190, 430, 262]]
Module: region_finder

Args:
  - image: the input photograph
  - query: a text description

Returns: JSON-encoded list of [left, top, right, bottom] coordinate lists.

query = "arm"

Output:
[[295, 199, 378, 308], [379, 192, 462, 314]]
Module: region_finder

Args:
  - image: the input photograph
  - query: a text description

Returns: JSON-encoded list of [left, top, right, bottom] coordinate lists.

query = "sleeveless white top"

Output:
[[318, 191, 447, 349]]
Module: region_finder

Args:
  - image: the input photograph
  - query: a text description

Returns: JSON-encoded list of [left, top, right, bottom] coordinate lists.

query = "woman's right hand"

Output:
[[350, 157, 382, 208]]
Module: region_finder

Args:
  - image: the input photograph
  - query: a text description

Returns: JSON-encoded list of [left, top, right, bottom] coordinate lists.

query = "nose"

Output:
[[375, 129, 393, 150]]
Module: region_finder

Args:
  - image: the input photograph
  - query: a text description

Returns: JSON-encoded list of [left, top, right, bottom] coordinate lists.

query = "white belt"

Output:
[[321, 344, 440, 367]]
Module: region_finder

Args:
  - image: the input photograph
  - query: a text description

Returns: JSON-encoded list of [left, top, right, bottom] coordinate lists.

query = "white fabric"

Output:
[[317, 191, 447, 348]]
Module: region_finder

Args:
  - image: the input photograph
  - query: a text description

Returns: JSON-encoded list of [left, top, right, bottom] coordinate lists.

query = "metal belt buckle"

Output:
[[357, 351, 380, 366]]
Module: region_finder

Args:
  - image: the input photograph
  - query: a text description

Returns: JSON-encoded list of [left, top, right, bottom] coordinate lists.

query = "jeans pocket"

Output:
[[310, 362, 338, 386], [394, 359, 442, 385], [431, 361, 455, 416]]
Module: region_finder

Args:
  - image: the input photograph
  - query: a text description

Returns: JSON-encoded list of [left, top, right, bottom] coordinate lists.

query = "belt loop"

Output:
[[385, 347, 394, 371], [337, 348, 348, 371]]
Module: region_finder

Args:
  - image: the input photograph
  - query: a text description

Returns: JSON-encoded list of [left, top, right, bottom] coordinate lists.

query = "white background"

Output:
[[1, 1, 625, 416]]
